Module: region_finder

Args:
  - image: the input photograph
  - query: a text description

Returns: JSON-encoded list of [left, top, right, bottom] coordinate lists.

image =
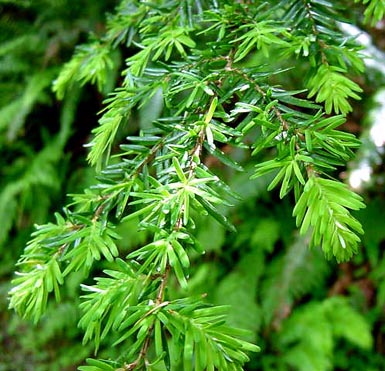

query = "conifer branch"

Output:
[[7, 1, 370, 369], [301, 0, 329, 64]]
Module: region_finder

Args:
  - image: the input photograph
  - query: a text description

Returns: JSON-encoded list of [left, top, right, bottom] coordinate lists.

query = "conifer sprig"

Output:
[[8, 0, 370, 369]]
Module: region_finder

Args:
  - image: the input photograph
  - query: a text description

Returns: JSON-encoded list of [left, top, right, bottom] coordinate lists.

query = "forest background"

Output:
[[1, 1, 385, 370]]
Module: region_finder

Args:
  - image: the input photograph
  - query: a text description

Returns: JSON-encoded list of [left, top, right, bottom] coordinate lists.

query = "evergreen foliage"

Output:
[[2, 0, 385, 370]]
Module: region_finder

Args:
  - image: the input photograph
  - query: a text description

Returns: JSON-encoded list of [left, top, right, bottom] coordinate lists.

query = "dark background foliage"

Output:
[[1, 1, 385, 370]]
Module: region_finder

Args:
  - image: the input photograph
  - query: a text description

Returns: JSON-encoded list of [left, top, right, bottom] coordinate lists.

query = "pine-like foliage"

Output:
[[7, 0, 383, 370], [0, 0, 115, 255]]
